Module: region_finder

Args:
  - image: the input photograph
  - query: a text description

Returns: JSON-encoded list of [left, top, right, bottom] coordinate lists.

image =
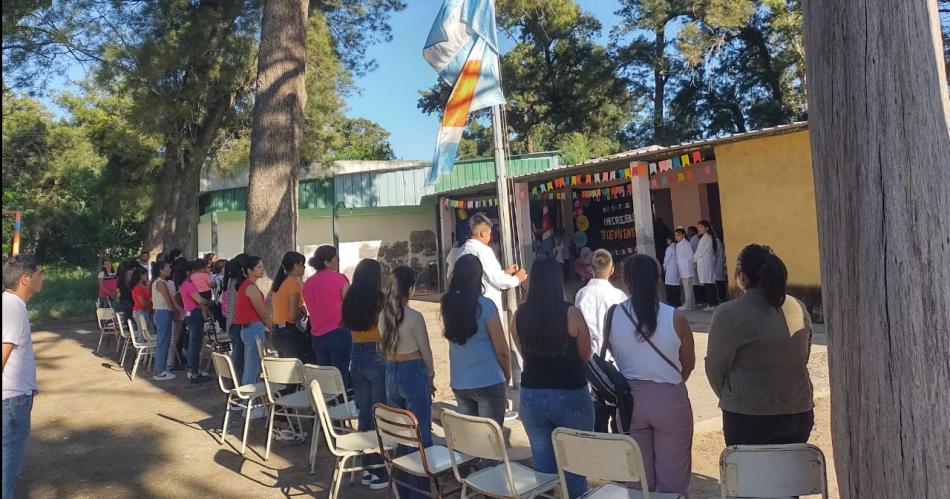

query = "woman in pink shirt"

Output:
[[302, 245, 351, 385], [181, 260, 211, 384]]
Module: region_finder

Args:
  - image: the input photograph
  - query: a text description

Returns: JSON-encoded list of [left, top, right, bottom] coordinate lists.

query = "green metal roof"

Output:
[[433, 153, 560, 194]]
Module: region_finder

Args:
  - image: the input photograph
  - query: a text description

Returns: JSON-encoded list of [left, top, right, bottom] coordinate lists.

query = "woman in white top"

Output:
[[379, 266, 435, 446], [693, 220, 718, 310], [609, 254, 695, 497], [151, 261, 181, 381], [674, 228, 696, 310], [662, 237, 681, 307]]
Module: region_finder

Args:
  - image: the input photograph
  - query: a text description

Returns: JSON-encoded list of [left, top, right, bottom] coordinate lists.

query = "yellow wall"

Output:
[[716, 130, 820, 288]]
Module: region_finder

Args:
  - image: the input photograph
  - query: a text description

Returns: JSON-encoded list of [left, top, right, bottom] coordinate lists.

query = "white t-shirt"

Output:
[[2, 291, 37, 399], [609, 301, 683, 385], [574, 278, 628, 355], [458, 239, 521, 313]]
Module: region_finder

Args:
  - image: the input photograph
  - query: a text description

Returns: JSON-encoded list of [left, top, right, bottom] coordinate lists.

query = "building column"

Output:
[[513, 182, 535, 273], [630, 161, 656, 258]]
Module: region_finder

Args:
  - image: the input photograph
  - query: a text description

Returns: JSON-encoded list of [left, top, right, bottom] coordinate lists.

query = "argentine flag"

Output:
[[423, 0, 506, 185]]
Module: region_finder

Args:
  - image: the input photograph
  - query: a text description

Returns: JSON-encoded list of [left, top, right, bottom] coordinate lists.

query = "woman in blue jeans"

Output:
[[442, 255, 511, 427], [302, 245, 352, 386], [341, 259, 389, 489], [381, 267, 435, 498], [511, 259, 594, 499], [150, 261, 180, 381], [233, 256, 274, 386], [222, 254, 248, 382]]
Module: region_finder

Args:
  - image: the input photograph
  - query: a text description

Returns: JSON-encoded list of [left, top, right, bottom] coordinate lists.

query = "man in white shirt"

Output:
[[457, 214, 527, 390], [2, 255, 45, 499], [675, 228, 697, 310], [574, 249, 628, 432], [137, 250, 151, 280]]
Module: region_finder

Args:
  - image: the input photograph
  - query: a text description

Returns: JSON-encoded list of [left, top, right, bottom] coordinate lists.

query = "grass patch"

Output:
[[29, 264, 98, 322]]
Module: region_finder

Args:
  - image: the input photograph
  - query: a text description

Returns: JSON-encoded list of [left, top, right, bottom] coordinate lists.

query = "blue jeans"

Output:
[[240, 321, 266, 386], [311, 327, 352, 387], [351, 343, 387, 476], [520, 386, 594, 499], [185, 310, 205, 374], [228, 324, 245, 383], [3, 394, 33, 499], [152, 309, 173, 374], [453, 382, 507, 428], [387, 359, 432, 498]]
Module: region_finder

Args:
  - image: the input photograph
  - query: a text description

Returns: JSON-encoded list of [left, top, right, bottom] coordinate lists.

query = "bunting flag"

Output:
[[424, 0, 505, 184], [692, 150, 702, 163]]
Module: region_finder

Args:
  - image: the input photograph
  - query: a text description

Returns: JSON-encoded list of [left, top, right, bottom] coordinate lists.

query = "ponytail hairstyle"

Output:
[[623, 254, 662, 341], [341, 259, 383, 332], [698, 220, 718, 252], [441, 254, 484, 345], [224, 253, 248, 291], [381, 266, 416, 357], [235, 256, 262, 290], [271, 251, 305, 293], [736, 244, 788, 308], [309, 245, 337, 271]]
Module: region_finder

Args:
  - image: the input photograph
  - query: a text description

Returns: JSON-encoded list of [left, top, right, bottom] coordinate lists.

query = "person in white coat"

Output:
[[674, 228, 696, 310], [694, 220, 719, 311], [458, 213, 528, 389], [663, 237, 682, 307]]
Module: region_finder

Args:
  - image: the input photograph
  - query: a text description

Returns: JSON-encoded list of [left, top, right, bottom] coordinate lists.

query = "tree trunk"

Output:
[[143, 142, 180, 258], [653, 27, 666, 141], [164, 155, 203, 259], [244, 0, 307, 276], [802, 1, 950, 497]]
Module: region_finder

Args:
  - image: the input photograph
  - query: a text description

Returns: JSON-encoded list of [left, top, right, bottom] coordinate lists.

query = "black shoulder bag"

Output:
[[584, 304, 634, 432]]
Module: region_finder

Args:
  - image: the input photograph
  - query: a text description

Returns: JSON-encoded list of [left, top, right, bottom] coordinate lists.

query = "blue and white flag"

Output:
[[423, 0, 505, 184]]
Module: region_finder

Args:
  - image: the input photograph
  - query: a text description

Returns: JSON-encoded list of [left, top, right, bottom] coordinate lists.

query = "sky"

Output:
[[345, 0, 621, 160], [38, 0, 623, 160]]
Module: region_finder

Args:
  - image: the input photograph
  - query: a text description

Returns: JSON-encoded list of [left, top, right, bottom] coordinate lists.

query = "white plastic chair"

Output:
[[115, 312, 130, 364], [126, 318, 156, 381], [261, 357, 313, 460], [308, 380, 394, 499], [441, 409, 558, 499], [719, 444, 828, 499], [95, 306, 117, 354], [212, 352, 269, 455], [374, 403, 474, 498], [303, 364, 359, 474], [552, 428, 684, 499]]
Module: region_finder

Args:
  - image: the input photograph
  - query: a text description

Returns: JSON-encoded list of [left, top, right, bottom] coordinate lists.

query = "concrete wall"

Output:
[[715, 130, 822, 317], [198, 209, 439, 289]]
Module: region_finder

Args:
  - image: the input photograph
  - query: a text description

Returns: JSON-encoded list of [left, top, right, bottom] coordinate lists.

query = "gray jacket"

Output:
[[705, 288, 814, 416]]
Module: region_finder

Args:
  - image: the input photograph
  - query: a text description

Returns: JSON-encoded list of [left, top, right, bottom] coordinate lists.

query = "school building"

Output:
[[196, 122, 821, 317]]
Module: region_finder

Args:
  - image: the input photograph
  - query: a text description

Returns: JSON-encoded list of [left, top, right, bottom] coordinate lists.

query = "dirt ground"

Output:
[[17, 301, 836, 498]]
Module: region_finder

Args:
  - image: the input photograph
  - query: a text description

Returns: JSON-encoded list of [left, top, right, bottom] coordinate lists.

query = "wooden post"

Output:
[[512, 182, 535, 273], [802, 0, 950, 496], [630, 161, 656, 258]]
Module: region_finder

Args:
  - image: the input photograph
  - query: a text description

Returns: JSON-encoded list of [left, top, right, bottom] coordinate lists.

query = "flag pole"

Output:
[[491, 104, 519, 315]]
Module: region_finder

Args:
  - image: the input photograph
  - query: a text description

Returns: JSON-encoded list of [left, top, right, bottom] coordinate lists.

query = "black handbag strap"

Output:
[[617, 302, 682, 376], [600, 304, 618, 358]]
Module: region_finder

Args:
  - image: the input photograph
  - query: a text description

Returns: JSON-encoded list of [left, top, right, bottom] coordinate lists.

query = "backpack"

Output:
[[584, 304, 634, 432]]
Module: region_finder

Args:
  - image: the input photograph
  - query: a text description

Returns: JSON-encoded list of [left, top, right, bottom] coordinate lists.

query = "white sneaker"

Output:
[[199, 369, 211, 376], [273, 428, 297, 441], [504, 410, 519, 421], [676, 305, 692, 311], [703, 305, 717, 312], [361, 471, 374, 486], [152, 371, 177, 381]]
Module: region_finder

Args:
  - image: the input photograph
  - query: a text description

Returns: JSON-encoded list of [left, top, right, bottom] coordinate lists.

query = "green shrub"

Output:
[[29, 264, 98, 322]]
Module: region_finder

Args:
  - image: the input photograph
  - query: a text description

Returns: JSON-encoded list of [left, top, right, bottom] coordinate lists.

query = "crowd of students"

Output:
[[85, 212, 814, 497], [661, 221, 728, 312]]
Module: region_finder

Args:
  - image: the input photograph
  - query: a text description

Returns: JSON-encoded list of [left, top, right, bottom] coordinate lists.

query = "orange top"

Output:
[[271, 277, 303, 326], [351, 324, 381, 343]]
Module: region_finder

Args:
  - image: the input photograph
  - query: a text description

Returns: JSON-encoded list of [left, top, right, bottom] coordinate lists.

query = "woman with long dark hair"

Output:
[[130, 266, 152, 338], [442, 254, 510, 426], [380, 266, 434, 498], [694, 220, 720, 310], [510, 259, 592, 498], [302, 245, 352, 385], [116, 260, 138, 320], [181, 259, 211, 383], [97, 259, 119, 309], [234, 256, 274, 387], [610, 254, 695, 497], [706, 244, 814, 446], [270, 251, 306, 360], [151, 261, 180, 381], [167, 257, 191, 372], [341, 259, 389, 489], [223, 254, 248, 381]]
